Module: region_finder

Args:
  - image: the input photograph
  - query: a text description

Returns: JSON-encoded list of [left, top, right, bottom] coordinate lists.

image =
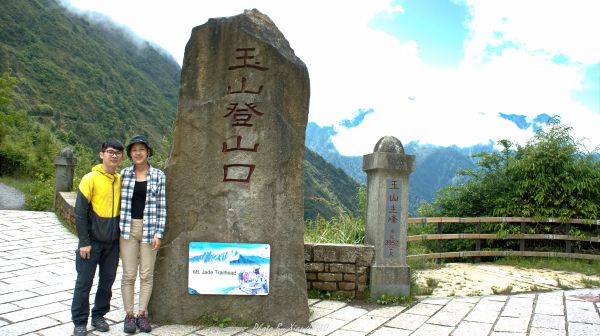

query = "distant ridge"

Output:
[[306, 122, 480, 212]]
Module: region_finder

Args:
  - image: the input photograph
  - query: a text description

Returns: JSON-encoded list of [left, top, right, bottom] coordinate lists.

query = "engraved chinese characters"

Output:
[[149, 9, 310, 326], [384, 179, 401, 258], [222, 48, 268, 183]]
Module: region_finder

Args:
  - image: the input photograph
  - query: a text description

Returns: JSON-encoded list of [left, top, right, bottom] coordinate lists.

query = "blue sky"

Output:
[[370, 0, 469, 67], [64, 0, 600, 155]]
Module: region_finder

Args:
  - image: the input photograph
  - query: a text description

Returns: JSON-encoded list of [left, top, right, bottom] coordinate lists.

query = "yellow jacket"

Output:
[[75, 164, 121, 246]]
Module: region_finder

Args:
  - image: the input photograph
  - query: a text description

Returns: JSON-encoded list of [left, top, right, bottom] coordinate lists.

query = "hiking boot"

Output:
[[91, 316, 109, 332], [123, 314, 136, 334], [73, 324, 87, 336], [136, 314, 152, 333]]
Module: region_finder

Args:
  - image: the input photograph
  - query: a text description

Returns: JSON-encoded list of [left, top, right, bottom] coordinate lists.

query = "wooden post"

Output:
[[565, 223, 572, 253], [520, 222, 526, 252], [475, 223, 481, 262], [436, 222, 443, 264]]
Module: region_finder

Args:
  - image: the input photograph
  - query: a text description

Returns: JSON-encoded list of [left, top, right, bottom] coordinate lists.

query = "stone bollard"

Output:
[[53, 148, 76, 209], [363, 136, 415, 299]]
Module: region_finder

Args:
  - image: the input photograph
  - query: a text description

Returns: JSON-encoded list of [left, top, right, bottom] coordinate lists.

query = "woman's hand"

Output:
[[152, 237, 161, 250]]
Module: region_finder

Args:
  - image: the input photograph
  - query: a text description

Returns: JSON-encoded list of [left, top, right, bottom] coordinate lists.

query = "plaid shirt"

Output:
[[120, 165, 166, 243]]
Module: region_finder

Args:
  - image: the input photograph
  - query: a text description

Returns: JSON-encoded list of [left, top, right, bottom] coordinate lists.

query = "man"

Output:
[[71, 139, 124, 336]]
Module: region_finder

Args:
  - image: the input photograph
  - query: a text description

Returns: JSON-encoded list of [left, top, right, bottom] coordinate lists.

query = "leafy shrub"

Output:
[[25, 173, 54, 211], [415, 118, 600, 255]]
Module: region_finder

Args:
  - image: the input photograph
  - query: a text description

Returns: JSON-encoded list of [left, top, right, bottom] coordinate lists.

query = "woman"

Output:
[[119, 135, 166, 334]]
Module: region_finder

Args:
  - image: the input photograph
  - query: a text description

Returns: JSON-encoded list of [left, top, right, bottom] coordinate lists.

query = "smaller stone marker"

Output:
[[363, 136, 415, 298], [53, 148, 76, 209]]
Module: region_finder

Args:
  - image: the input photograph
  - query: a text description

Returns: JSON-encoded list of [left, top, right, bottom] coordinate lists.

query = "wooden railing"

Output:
[[407, 217, 600, 261]]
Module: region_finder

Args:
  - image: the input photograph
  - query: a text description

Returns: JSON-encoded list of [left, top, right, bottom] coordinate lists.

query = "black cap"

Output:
[[126, 135, 153, 158]]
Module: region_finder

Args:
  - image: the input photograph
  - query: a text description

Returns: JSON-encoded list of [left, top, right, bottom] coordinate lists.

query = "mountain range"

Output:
[[306, 123, 497, 212], [189, 249, 269, 265]]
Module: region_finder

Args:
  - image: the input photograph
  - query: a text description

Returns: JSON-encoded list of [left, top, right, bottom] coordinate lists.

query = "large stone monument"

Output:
[[149, 9, 310, 326], [363, 136, 415, 298]]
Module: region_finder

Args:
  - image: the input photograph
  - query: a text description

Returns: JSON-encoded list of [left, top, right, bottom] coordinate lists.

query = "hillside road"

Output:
[[0, 183, 25, 210]]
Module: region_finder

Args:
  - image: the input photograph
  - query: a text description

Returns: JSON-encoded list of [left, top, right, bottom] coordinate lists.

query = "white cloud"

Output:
[[65, 0, 600, 156], [463, 0, 600, 65]]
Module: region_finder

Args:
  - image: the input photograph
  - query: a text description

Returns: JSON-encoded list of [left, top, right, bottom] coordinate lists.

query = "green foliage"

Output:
[[0, 72, 60, 177], [307, 289, 354, 301], [420, 118, 600, 220], [187, 314, 252, 328], [0, 0, 179, 152], [25, 172, 54, 211], [305, 186, 366, 244], [211, 316, 232, 328], [375, 293, 412, 305], [1, 0, 180, 210], [581, 277, 600, 288], [2, 1, 360, 220], [304, 149, 362, 221], [0, 71, 61, 210], [305, 212, 365, 244], [0, 71, 18, 106], [414, 119, 600, 256]]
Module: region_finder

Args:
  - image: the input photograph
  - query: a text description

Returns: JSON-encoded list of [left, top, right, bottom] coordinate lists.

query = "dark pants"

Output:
[[71, 240, 119, 326]]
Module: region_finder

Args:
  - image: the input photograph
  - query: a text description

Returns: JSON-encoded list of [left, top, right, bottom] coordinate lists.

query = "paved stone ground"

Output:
[[0, 210, 599, 336], [0, 183, 25, 210]]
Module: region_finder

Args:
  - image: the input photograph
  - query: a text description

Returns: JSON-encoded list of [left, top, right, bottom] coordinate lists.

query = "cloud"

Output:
[[463, 0, 600, 66], [65, 0, 600, 156]]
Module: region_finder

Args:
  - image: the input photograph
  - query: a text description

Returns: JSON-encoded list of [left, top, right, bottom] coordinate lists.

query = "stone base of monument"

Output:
[[369, 265, 411, 299]]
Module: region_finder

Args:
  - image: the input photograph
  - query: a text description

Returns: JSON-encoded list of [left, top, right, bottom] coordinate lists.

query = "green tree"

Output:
[[0, 72, 18, 107], [0, 72, 61, 210], [419, 119, 600, 220]]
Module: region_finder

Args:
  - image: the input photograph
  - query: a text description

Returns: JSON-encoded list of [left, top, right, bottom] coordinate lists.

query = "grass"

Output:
[[185, 314, 253, 328], [491, 285, 513, 295], [0, 175, 31, 193], [581, 278, 600, 288], [529, 284, 552, 292], [555, 277, 572, 290], [375, 293, 412, 305], [307, 289, 354, 302], [493, 257, 600, 276], [304, 213, 364, 244]]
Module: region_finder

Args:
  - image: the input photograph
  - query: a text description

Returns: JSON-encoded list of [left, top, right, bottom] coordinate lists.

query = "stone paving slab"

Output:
[[0, 210, 599, 336], [451, 321, 493, 336]]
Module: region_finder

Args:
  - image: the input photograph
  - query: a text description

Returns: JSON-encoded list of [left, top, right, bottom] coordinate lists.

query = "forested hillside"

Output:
[[304, 149, 361, 220], [0, 0, 361, 219], [0, 0, 180, 149]]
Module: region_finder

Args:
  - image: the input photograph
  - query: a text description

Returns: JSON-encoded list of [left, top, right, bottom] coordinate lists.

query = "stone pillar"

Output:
[[363, 136, 415, 298], [149, 9, 310, 326], [53, 148, 76, 209]]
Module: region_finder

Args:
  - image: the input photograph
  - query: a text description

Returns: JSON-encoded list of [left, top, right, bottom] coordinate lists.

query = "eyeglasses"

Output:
[[103, 150, 123, 157]]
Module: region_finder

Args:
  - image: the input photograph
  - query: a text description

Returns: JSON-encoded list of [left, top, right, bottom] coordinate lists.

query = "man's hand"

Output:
[[152, 237, 161, 250], [79, 245, 92, 259]]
